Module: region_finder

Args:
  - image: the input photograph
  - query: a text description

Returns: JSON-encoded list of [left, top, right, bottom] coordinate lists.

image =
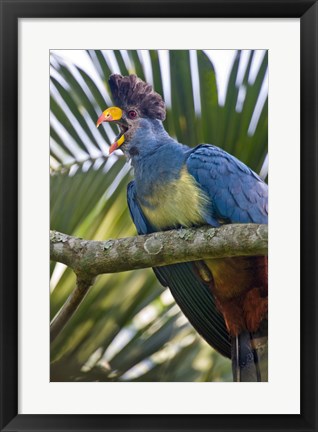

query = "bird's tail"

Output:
[[231, 320, 268, 382]]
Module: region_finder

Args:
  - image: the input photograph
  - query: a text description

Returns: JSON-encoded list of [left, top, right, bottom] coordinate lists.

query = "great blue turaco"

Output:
[[97, 74, 268, 382]]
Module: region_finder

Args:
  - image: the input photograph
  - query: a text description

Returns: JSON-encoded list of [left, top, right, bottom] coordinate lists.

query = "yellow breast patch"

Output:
[[140, 167, 209, 229]]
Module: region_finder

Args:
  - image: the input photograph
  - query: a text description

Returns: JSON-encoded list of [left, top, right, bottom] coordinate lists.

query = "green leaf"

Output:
[[169, 50, 196, 146], [128, 50, 146, 81], [197, 51, 219, 144], [51, 77, 101, 152], [114, 50, 130, 76]]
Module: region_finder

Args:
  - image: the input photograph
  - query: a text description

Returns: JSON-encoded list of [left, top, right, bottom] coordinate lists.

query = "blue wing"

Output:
[[186, 144, 268, 225], [127, 180, 231, 358], [127, 181, 155, 235]]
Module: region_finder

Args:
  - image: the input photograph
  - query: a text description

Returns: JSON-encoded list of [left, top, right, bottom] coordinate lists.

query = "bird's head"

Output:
[[96, 74, 166, 155]]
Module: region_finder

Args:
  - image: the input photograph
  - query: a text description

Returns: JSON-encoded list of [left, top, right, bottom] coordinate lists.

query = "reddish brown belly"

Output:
[[196, 256, 268, 336]]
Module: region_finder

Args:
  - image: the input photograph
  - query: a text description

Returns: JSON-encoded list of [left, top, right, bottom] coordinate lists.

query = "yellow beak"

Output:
[[96, 106, 123, 127], [96, 106, 125, 154]]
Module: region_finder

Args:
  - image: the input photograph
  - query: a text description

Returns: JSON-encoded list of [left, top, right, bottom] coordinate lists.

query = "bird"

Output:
[[96, 74, 268, 382]]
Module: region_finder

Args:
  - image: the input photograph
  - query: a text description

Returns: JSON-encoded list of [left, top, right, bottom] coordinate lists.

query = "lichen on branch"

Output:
[[50, 224, 268, 276]]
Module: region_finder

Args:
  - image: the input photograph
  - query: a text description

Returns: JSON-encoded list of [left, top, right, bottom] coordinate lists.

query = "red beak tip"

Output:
[[97, 113, 107, 128], [109, 142, 119, 155]]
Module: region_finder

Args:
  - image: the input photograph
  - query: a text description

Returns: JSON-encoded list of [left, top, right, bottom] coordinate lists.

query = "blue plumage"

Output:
[[128, 119, 187, 199], [186, 144, 268, 225], [127, 181, 154, 235]]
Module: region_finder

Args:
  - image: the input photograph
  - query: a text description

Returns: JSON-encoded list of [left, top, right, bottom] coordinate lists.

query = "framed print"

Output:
[[1, 1, 317, 431]]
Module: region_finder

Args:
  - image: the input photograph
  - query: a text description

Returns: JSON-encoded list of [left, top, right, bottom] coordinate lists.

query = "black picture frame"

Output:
[[1, 1, 317, 431]]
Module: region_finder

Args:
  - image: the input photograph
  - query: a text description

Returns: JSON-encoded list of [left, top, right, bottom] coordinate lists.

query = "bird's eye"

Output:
[[128, 110, 138, 119]]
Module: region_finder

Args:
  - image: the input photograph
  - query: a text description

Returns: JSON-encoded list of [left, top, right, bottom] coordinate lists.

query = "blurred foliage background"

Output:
[[50, 49, 268, 382]]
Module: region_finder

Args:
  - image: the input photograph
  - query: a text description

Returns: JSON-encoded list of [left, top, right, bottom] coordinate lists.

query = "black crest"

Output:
[[108, 74, 166, 121]]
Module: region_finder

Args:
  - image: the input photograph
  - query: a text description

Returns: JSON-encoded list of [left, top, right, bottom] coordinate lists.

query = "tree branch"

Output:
[[50, 224, 267, 277], [50, 224, 267, 341], [50, 275, 94, 343]]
